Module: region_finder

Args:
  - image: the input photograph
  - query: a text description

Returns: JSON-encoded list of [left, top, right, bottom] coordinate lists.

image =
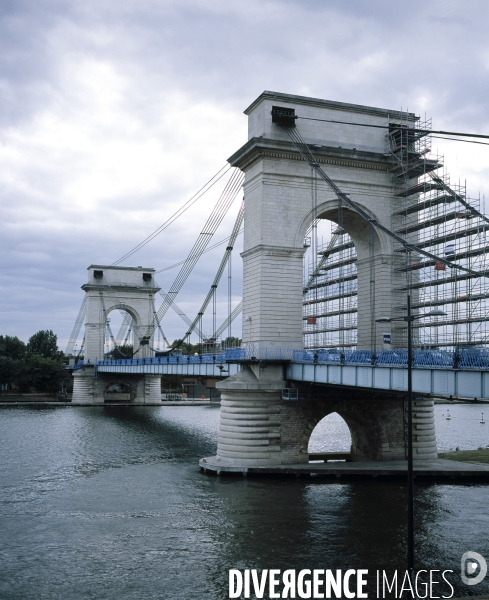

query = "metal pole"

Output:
[[406, 293, 415, 585]]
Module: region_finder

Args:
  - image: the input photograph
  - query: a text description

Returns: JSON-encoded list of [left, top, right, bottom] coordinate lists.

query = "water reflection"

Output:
[[0, 405, 488, 599], [208, 479, 451, 597]]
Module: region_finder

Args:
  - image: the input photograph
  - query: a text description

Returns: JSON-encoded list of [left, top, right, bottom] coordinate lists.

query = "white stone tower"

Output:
[[207, 92, 437, 468], [72, 265, 162, 404]]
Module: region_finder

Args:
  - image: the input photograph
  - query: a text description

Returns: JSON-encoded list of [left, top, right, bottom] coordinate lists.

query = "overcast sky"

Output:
[[1, 0, 489, 349]]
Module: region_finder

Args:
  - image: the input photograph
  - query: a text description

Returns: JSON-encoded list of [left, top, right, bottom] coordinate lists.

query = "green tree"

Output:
[[189, 342, 202, 355], [0, 356, 22, 392], [25, 356, 66, 395], [27, 330, 62, 361], [222, 336, 241, 349], [168, 339, 193, 355], [161, 374, 183, 392], [0, 335, 27, 360], [111, 345, 133, 359]]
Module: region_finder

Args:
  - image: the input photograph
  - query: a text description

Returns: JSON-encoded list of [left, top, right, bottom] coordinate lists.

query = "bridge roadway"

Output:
[[90, 347, 489, 401]]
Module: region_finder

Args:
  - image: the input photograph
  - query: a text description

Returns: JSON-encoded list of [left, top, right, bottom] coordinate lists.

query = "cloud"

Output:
[[1, 0, 488, 347]]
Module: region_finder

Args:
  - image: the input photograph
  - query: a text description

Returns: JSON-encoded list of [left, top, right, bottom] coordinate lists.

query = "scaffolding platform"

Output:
[[303, 109, 489, 352]]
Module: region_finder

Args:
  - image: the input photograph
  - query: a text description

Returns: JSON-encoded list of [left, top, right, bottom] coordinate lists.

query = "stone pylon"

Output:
[[207, 91, 437, 468], [72, 264, 162, 404]]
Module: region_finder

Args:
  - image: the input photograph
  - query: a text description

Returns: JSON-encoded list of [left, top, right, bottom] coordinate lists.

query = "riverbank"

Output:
[[0, 394, 218, 407], [433, 396, 489, 404], [2, 393, 483, 406], [439, 448, 489, 464]]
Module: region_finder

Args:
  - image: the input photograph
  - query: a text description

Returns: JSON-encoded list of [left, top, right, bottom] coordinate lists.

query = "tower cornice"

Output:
[[228, 136, 394, 174]]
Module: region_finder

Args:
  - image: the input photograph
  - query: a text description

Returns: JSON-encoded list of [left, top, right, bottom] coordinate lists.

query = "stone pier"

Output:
[[72, 367, 162, 404], [208, 365, 437, 470], [202, 91, 438, 471]]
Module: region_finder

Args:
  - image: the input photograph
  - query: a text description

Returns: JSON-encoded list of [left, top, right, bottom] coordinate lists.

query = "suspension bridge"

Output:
[[66, 91, 489, 471]]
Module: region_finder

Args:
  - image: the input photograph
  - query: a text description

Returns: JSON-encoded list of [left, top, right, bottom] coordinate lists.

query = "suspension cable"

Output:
[[214, 301, 243, 340], [279, 123, 477, 275], [141, 168, 244, 342], [155, 228, 243, 273], [152, 309, 170, 348], [76, 336, 85, 360], [155, 283, 204, 339], [297, 116, 489, 141], [115, 312, 132, 346], [428, 172, 489, 226], [304, 227, 343, 292], [65, 296, 87, 355], [111, 164, 232, 266], [173, 199, 245, 347], [98, 292, 120, 356]]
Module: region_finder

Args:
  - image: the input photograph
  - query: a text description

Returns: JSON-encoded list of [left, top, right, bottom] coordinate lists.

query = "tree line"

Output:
[[0, 330, 67, 395]]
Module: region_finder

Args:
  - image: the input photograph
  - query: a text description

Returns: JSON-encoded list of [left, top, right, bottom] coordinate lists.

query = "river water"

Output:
[[0, 403, 488, 599]]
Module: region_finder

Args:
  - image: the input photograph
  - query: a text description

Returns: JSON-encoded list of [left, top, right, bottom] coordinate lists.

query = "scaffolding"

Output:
[[303, 225, 358, 349], [388, 113, 489, 349], [303, 112, 489, 351]]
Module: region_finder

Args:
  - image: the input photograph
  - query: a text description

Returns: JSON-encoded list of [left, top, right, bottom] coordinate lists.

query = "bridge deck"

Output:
[[96, 362, 240, 378], [286, 362, 489, 400], [92, 348, 489, 400]]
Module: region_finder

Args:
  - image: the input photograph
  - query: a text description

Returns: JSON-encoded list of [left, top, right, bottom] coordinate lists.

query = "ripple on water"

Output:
[[0, 404, 488, 600]]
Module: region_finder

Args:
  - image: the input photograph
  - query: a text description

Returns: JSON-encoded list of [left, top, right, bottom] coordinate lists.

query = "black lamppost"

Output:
[[376, 300, 446, 581]]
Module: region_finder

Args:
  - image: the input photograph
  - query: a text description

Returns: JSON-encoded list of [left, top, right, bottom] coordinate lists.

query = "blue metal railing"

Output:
[[225, 346, 294, 361], [72, 347, 489, 371], [94, 353, 228, 367], [291, 348, 489, 370]]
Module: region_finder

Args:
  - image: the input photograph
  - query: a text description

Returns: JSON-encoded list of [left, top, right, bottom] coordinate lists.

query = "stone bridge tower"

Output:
[[72, 265, 162, 404], [206, 92, 437, 470]]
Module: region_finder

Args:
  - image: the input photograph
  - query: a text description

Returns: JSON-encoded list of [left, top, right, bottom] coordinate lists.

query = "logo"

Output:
[[461, 551, 487, 586]]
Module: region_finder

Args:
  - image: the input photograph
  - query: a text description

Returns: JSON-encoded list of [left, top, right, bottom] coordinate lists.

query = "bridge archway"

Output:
[[104, 305, 138, 357], [296, 199, 390, 259], [82, 265, 160, 362], [307, 411, 351, 455], [106, 304, 140, 326], [298, 199, 394, 349], [104, 380, 134, 401], [302, 402, 391, 462]]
